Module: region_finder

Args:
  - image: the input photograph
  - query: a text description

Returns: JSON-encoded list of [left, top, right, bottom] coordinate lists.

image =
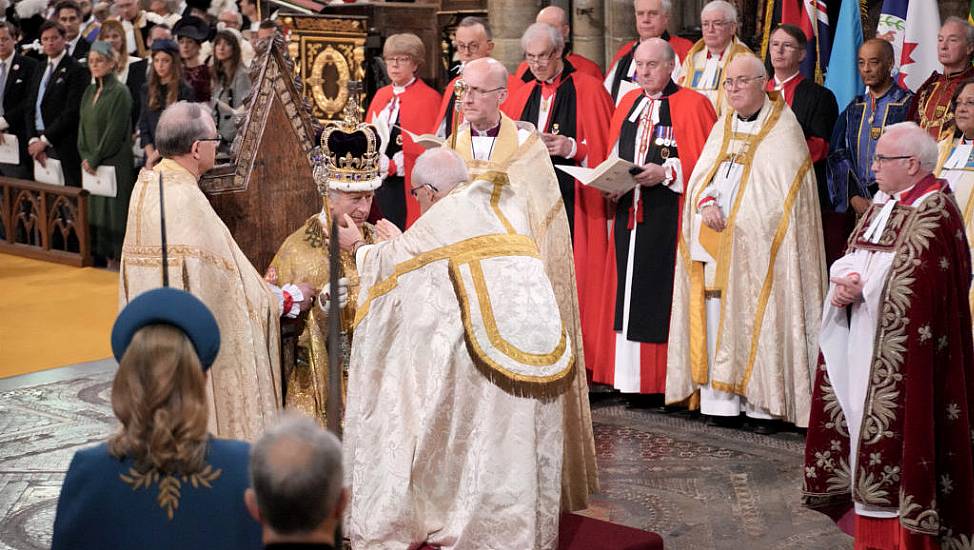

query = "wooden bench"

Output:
[[0, 177, 91, 267]]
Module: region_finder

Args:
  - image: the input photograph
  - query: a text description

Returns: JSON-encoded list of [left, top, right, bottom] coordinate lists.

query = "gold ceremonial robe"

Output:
[[344, 171, 572, 549], [666, 94, 826, 426], [120, 159, 282, 440], [677, 38, 753, 116], [268, 214, 375, 425], [452, 115, 599, 511], [935, 136, 974, 327]]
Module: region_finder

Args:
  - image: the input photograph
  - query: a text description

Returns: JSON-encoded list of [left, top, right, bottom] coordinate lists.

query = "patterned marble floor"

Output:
[[0, 363, 851, 549]]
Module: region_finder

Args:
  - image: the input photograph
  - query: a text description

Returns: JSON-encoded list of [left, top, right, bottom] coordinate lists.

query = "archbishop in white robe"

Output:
[[342, 168, 574, 549]]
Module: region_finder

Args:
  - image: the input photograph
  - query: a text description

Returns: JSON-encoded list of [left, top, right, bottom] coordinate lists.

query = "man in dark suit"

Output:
[[0, 22, 39, 179], [26, 20, 89, 186], [765, 24, 842, 263], [54, 0, 90, 61]]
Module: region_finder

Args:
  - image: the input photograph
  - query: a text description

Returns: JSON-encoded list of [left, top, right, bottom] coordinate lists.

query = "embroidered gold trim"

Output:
[[121, 245, 237, 273], [119, 464, 222, 521], [352, 234, 539, 327]]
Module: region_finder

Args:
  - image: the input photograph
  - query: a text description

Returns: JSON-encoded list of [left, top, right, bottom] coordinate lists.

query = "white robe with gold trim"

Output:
[[343, 167, 572, 549], [935, 135, 974, 326], [119, 159, 282, 441], [666, 94, 826, 426]]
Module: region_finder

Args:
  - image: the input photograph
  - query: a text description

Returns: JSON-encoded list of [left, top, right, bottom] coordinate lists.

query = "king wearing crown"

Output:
[[267, 95, 395, 427]]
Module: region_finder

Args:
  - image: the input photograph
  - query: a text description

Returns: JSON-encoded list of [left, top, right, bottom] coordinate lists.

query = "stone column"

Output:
[[572, 0, 606, 70], [603, 0, 636, 65], [488, 0, 543, 72]]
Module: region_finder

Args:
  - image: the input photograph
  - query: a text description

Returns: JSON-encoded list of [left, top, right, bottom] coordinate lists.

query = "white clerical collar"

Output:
[[773, 71, 800, 89], [392, 77, 415, 95]]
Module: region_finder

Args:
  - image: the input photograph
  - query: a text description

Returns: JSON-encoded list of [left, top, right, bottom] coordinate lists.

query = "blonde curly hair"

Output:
[[108, 324, 210, 475]]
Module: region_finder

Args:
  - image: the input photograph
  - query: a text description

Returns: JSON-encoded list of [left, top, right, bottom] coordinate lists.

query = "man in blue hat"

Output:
[[120, 101, 314, 441]]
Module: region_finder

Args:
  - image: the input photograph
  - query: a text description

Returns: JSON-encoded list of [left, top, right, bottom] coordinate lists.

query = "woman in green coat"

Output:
[[79, 41, 134, 268]]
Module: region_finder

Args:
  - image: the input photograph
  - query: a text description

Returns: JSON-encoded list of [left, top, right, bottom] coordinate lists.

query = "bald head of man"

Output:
[[461, 57, 509, 131], [536, 6, 570, 41], [724, 55, 768, 118], [858, 38, 895, 92], [633, 38, 676, 95]]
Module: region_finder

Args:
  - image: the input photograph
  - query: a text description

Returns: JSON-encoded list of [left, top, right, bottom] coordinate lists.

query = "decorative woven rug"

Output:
[[0, 365, 851, 549]]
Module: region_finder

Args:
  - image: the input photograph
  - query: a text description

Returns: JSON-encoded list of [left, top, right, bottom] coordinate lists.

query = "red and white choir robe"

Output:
[[604, 32, 694, 104], [803, 175, 974, 549], [514, 52, 603, 84], [434, 71, 523, 139], [502, 60, 614, 374], [365, 78, 442, 228], [590, 82, 716, 393]]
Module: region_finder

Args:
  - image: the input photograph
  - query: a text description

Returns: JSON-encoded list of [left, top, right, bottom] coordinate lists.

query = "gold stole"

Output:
[[453, 114, 521, 169]]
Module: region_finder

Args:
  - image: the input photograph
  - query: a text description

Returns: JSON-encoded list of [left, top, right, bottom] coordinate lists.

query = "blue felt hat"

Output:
[[111, 288, 221, 370]]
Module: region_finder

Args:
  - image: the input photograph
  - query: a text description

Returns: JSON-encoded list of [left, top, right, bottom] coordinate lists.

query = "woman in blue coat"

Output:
[[51, 288, 263, 550]]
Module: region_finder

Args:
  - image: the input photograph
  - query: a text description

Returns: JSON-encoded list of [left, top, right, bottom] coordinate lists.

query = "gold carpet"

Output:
[[0, 253, 118, 378]]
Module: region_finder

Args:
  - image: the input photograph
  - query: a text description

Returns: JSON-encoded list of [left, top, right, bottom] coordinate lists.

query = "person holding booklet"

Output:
[[79, 40, 134, 268], [589, 38, 716, 404]]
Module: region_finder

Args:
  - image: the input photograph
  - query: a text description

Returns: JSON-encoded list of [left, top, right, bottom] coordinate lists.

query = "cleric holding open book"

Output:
[[589, 38, 716, 401]]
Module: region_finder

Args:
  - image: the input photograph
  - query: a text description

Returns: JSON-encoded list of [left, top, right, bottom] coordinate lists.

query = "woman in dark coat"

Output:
[[78, 41, 134, 267], [50, 288, 262, 550], [98, 19, 146, 130], [139, 39, 194, 168]]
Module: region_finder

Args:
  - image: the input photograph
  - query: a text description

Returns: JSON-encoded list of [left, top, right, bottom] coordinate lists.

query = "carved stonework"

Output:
[[283, 15, 367, 123]]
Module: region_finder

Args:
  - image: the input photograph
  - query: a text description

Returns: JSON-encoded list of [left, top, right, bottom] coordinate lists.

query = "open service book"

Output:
[[555, 156, 638, 195], [395, 126, 444, 150]]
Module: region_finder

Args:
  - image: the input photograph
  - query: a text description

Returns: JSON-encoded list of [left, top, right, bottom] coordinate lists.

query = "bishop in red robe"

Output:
[[590, 38, 715, 396], [502, 22, 614, 374], [365, 33, 441, 228], [803, 123, 974, 549], [908, 18, 974, 141], [513, 6, 603, 83]]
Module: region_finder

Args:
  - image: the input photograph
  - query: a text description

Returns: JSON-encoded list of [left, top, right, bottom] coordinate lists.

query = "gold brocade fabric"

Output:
[[935, 137, 974, 330], [678, 38, 754, 116], [268, 215, 375, 427], [119, 159, 282, 441], [452, 115, 599, 512], [666, 95, 827, 427]]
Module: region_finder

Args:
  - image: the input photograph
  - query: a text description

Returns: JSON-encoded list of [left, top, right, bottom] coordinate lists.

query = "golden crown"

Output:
[[314, 85, 381, 193]]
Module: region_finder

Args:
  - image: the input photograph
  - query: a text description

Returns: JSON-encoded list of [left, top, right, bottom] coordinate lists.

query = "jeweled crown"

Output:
[[314, 89, 382, 193]]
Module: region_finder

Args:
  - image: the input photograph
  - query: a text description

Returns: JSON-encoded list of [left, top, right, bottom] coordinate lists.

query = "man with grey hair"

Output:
[[513, 6, 602, 83], [668, 54, 825, 433], [120, 101, 313, 441], [504, 21, 613, 243], [434, 16, 519, 138], [245, 415, 345, 548], [677, 0, 753, 114], [909, 16, 974, 140], [604, 0, 693, 104], [804, 121, 974, 546], [408, 146, 468, 215]]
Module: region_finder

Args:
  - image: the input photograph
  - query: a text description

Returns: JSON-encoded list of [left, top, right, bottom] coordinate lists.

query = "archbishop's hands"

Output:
[[319, 278, 349, 311], [701, 204, 726, 232], [830, 272, 864, 308], [337, 214, 365, 251], [375, 219, 402, 241]]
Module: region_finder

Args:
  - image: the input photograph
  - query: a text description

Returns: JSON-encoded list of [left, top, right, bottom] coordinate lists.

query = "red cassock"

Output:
[[365, 79, 442, 227], [590, 86, 715, 392], [434, 73, 523, 138], [501, 66, 614, 375], [514, 52, 604, 82]]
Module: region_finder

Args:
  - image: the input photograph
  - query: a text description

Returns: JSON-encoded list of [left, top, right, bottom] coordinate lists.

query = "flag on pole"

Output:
[[876, 0, 941, 91], [969, 0, 974, 25], [824, 0, 864, 108]]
